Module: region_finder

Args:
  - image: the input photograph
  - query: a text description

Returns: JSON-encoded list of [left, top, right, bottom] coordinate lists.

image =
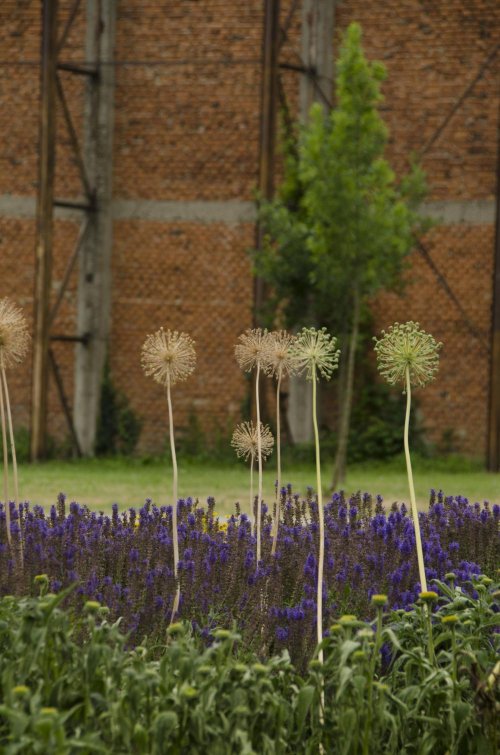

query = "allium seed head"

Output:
[[292, 327, 340, 381], [373, 321, 441, 389], [234, 328, 271, 373], [0, 298, 30, 370], [231, 421, 274, 462], [263, 330, 298, 378], [141, 328, 196, 387]]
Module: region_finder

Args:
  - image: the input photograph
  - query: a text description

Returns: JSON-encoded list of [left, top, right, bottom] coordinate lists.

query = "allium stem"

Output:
[[271, 371, 282, 556], [404, 366, 428, 592], [255, 362, 263, 565], [0, 375, 11, 546], [166, 375, 180, 619], [312, 369, 324, 659], [312, 366, 325, 727], [250, 453, 254, 517], [1, 369, 22, 562]]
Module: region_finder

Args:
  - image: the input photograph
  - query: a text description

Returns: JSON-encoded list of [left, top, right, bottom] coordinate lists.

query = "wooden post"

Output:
[[31, 0, 58, 461], [488, 103, 500, 471], [254, 0, 280, 322]]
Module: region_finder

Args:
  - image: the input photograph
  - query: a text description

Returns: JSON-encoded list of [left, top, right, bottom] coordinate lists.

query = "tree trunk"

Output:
[[331, 287, 360, 490]]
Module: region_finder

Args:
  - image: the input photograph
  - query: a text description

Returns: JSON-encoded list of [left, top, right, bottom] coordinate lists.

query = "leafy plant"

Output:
[[0, 577, 497, 753], [253, 22, 430, 489], [96, 360, 142, 456]]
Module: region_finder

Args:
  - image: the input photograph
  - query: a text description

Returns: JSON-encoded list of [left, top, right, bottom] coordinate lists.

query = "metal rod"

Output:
[[53, 199, 95, 211], [31, 0, 58, 461], [57, 0, 82, 54], [419, 44, 499, 158], [415, 238, 489, 353], [50, 333, 90, 345], [55, 73, 93, 199], [57, 62, 98, 77], [49, 218, 90, 327], [48, 348, 83, 457]]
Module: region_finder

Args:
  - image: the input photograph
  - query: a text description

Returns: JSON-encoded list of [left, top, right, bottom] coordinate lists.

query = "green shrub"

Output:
[[0, 578, 497, 753], [95, 361, 142, 456]]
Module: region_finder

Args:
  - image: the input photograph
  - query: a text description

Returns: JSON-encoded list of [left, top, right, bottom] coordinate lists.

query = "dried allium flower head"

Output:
[[264, 330, 297, 378], [373, 321, 442, 388], [141, 328, 196, 386], [231, 421, 274, 462], [292, 326, 340, 381], [234, 328, 270, 372], [0, 298, 30, 370]]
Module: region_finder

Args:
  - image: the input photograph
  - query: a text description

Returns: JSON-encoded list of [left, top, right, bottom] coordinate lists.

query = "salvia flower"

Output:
[[231, 421, 274, 462], [141, 328, 196, 386], [234, 328, 270, 372], [292, 327, 340, 381], [373, 321, 441, 389], [0, 298, 30, 370]]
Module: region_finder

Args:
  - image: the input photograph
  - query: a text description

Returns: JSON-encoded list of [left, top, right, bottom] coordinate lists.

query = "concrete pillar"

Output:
[[288, 0, 335, 444], [74, 0, 116, 455]]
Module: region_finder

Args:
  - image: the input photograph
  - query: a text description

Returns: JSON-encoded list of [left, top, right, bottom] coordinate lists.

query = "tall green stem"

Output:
[[271, 370, 282, 556], [404, 366, 427, 592], [312, 366, 325, 726], [166, 375, 180, 619], [250, 454, 254, 520], [1, 370, 21, 562], [312, 368, 324, 660], [255, 363, 263, 565], [0, 376, 11, 547]]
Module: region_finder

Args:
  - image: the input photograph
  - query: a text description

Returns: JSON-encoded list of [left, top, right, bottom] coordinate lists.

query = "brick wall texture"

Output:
[[0, 0, 499, 457]]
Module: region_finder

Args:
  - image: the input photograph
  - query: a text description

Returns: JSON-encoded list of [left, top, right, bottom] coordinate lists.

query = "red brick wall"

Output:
[[0, 0, 498, 457]]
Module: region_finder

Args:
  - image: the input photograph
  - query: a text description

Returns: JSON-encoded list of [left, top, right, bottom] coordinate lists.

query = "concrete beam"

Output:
[[73, 0, 117, 456], [0, 195, 495, 226], [111, 198, 256, 224]]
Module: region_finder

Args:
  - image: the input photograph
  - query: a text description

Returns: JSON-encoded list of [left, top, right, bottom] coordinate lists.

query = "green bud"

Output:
[[84, 600, 101, 612], [251, 663, 268, 675], [232, 663, 247, 674], [233, 705, 250, 716], [12, 685, 30, 697], [213, 629, 231, 640], [180, 685, 198, 699], [441, 614, 459, 625], [371, 594, 388, 607], [353, 650, 366, 661], [198, 665, 212, 676], [419, 591, 438, 603], [167, 622, 184, 636]]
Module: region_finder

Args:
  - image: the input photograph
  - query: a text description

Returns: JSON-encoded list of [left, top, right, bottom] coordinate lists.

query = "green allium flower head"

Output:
[[292, 326, 340, 382], [373, 321, 442, 389]]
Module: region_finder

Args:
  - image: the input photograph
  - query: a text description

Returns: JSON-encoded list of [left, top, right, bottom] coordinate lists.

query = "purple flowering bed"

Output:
[[1, 488, 498, 666]]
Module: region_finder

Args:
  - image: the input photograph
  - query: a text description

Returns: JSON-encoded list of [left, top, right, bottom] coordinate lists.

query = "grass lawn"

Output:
[[12, 453, 499, 516]]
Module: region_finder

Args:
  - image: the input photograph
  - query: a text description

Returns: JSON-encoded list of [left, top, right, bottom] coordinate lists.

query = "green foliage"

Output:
[[95, 361, 142, 457], [0, 578, 497, 753], [253, 21, 429, 335]]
